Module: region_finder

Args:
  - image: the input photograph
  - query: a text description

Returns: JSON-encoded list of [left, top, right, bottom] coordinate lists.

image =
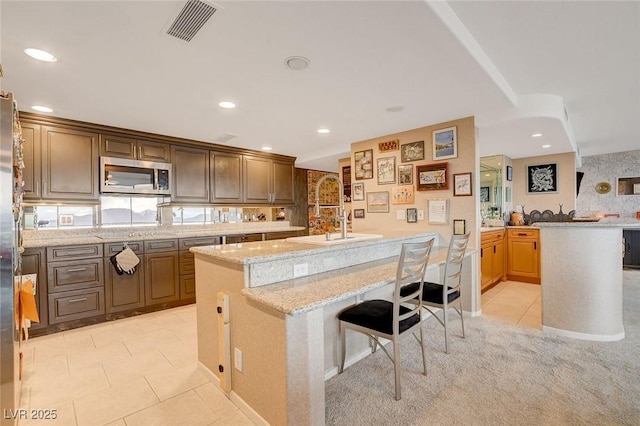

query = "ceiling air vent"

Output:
[[214, 133, 238, 143], [167, 0, 217, 42]]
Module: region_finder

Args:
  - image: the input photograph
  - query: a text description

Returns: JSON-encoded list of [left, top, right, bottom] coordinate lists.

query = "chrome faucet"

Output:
[[314, 174, 348, 240]]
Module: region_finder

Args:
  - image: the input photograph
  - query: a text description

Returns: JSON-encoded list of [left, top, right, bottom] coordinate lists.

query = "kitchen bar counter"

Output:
[[22, 222, 305, 248], [193, 232, 478, 425], [537, 218, 640, 342]]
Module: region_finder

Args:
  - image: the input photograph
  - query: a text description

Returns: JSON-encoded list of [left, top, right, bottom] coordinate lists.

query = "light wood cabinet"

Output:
[[101, 134, 171, 163], [480, 229, 505, 291], [41, 125, 100, 201], [507, 228, 540, 284], [210, 151, 243, 204], [171, 145, 210, 203], [243, 155, 294, 205]]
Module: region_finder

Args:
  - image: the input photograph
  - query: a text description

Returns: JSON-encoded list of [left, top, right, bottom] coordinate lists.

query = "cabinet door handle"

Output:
[[517, 233, 528, 236], [534, 242, 537, 250], [138, 146, 142, 159], [480, 248, 483, 257], [67, 267, 87, 272], [68, 297, 88, 303]]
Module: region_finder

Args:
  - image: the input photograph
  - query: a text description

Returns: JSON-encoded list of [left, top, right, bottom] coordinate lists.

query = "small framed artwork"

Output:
[[391, 185, 414, 204], [453, 219, 466, 235], [506, 165, 513, 181], [416, 162, 448, 191], [353, 209, 365, 219], [527, 163, 558, 194], [377, 156, 396, 184], [453, 172, 472, 196], [400, 140, 425, 163], [432, 126, 457, 160], [378, 139, 399, 152], [505, 186, 511, 202], [352, 182, 365, 201], [367, 191, 390, 213], [480, 186, 490, 202], [398, 164, 413, 184], [406, 208, 418, 223], [354, 149, 373, 180], [427, 199, 449, 224]]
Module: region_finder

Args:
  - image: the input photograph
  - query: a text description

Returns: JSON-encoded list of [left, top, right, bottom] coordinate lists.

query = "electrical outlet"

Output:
[[417, 210, 425, 220], [293, 263, 308, 277], [234, 348, 243, 372]]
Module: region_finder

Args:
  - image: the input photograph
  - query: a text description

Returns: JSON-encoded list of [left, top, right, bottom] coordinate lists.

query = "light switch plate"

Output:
[[293, 263, 308, 277], [234, 348, 243, 372], [417, 210, 425, 220], [396, 210, 406, 220]]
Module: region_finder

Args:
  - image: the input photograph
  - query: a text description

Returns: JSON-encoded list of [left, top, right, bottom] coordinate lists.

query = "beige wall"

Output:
[[349, 116, 477, 247], [512, 152, 577, 214]]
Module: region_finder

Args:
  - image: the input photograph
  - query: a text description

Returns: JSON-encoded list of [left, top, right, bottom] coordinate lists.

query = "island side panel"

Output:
[[541, 226, 624, 340], [195, 254, 322, 425]]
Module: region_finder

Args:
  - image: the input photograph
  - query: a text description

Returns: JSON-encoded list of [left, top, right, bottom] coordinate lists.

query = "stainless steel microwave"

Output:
[[100, 157, 171, 195]]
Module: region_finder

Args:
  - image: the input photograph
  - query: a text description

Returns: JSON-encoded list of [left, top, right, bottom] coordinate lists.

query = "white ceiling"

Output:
[[1, 1, 638, 172]]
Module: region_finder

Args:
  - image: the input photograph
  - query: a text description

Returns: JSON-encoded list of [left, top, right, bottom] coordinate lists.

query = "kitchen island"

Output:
[[538, 218, 640, 341], [191, 232, 478, 425]]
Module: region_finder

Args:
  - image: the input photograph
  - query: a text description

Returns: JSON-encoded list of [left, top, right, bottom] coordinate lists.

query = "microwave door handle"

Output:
[[153, 169, 158, 190]]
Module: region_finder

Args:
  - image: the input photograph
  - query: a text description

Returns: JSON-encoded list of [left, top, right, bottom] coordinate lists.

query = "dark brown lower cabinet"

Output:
[[48, 287, 104, 325], [21, 248, 48, 330], [145, 252, 180, 305], [104, 256, 145, 313]]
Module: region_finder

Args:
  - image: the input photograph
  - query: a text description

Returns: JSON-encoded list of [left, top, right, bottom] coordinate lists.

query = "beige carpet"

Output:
[[325, 270, 640, 426]]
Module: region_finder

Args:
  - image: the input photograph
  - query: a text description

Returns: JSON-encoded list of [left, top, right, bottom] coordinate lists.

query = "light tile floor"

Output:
[[18, 305, 254, 426], [481, 280, 542, 329]]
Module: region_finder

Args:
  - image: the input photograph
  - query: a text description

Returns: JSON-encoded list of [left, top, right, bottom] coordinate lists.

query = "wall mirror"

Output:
[[480, 155, 503, 220]]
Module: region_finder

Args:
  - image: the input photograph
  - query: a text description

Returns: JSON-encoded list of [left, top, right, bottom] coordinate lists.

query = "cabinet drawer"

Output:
[[47, 244, 103, 262], [179, 252, 195, 275], [178, 237, 219, 251], [47, 259, 104, 293], [481, 230, 504, 244], [507, 229, 539, 239], [48, 287, 104, 325], [225, 234, 263, 244], [265, 231, 300, 240], [104, 242, 144, 257], [144, 239, 178, 253]]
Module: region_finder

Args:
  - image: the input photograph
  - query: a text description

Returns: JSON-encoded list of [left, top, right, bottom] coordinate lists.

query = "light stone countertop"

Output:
[[190, 231, 440, 266], [23, 223, 306, 248], [241, 246, 452, 316], [535, 218, 640, 228]]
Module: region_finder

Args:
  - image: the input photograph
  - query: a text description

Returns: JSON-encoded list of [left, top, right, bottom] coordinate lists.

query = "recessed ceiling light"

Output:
[[284, 56, 310, 70], [531, 133, 543, 138], [261, 146, 272, 151], [542, 144, 552, 148], [31, 105, 53, 113], [317, 128, 330, 134], [24, 48, 57, 62], [485, 173, 491, 177], [218, 101, 236, 109], [386, 105, 405, 112]]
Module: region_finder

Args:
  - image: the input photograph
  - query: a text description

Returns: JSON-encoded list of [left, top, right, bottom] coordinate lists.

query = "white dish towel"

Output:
[[115, 247, 140, 275]]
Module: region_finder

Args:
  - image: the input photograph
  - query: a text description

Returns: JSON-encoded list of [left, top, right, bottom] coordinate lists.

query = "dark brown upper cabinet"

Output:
[[210, 151, 243, 204], [21, 122, 42, 200], [171, 145, 210, 203], [100, 134, 171, 163], [243, 155, 294, 205]]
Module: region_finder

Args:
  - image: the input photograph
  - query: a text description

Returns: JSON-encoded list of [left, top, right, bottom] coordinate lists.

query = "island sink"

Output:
[[286, 233, 383, 245]]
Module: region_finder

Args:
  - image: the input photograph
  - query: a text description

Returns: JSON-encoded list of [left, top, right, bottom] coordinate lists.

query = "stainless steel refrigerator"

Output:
[[0, 93, 21, 425]]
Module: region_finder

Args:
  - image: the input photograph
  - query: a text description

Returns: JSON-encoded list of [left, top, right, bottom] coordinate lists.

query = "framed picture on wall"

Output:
[[506, 165, 513, 181], [353, 209, 365, 219], [406, 208, 418, 223], [453, 219, 466, 235], [453, 172, 472, 196], [480, 186, 490, 202], [352, 182, 365, 201], [354, 149, 373, 180], [432, 126, 457, 160], [377, 156, 396, 184], [391, 185, 414, 204], [400, 141, 424, 162], [366, 191, 390, 213], [416, 162, 448, 191], [527, 163, 558, 194], [398, 164, 413, 184]]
